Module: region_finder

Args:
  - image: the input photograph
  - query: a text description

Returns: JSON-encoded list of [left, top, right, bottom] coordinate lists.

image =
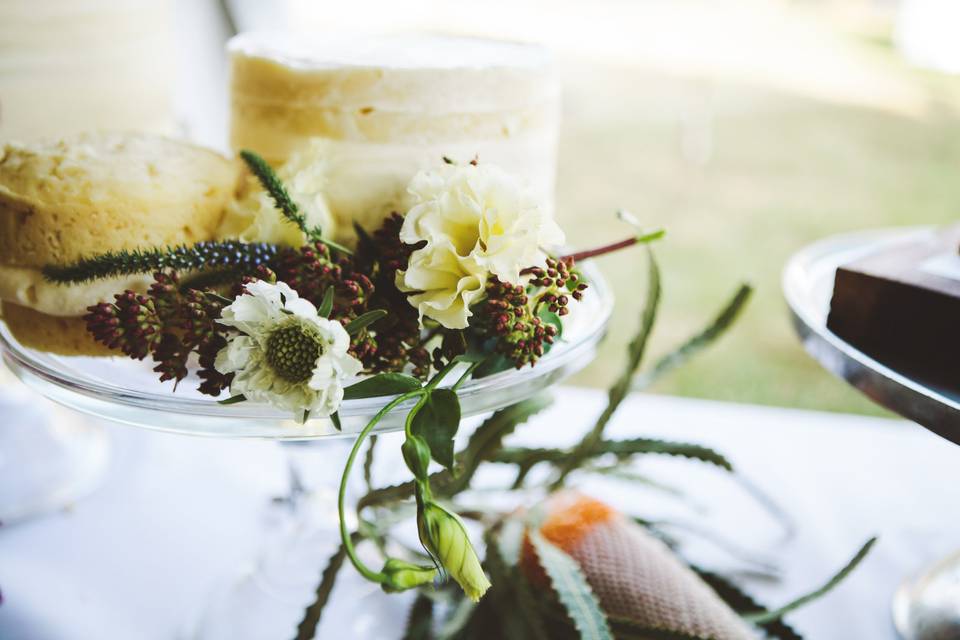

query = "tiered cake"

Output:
[[228, 33, 560, 238]]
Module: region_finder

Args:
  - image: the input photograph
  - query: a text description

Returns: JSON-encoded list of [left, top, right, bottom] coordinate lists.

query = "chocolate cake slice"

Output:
[[827, 225, 960, 390]]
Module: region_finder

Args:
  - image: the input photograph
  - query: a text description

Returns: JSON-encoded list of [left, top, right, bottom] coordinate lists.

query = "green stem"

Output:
[[426, 358, 462, 390], [452, 361, 482, 391], [338, 359, 463, 585], [405, 394, 430, 437], [339, 390, 424, 583]]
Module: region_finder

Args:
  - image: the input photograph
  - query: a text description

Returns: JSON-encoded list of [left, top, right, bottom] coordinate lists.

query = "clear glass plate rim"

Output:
[[0, 263, 614, 420]]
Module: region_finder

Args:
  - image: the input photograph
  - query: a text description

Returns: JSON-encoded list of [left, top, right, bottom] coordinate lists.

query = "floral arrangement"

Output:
[[43, 151, 872, 638]]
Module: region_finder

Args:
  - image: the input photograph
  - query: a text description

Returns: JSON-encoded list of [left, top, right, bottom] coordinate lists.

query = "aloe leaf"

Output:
[[633, 283, 752, 391], [603, 438, 733, 471], [693, 568, 803, 640], [402, 593, 434, 640], [483, 528, 548, 640], [528, 531, 613, 640], [744, 537, 877, 624], [606, 619, 716, 640], [294, 538, 352, 640], [551, 247, 660, 488]]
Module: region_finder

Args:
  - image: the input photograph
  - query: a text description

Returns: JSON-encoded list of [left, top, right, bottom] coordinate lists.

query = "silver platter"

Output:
[[783, 226, 960, 444]]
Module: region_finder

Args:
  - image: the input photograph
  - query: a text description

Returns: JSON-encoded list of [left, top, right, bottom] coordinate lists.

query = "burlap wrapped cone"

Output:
[[523, 492, 757, 640]]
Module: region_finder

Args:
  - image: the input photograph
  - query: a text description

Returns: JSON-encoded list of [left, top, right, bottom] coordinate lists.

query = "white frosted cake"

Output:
[[228, 32, 560, 240]]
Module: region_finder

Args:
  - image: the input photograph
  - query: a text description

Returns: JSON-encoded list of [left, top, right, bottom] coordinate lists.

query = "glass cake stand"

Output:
[[0, 263, 613, 638], [1, 262, 612, 440], [783, 227, 960, 640], [0, 379, 109, 524]]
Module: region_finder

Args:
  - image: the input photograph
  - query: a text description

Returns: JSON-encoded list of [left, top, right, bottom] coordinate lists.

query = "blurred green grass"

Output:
[[555, 57, 960, 415]]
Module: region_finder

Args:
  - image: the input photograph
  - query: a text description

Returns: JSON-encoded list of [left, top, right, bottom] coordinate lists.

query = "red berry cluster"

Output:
[[85, 291, 163, 360], [477, 278, 558, 369], [84, 272, 233, 394], [273, 242, 374, 317], [521, 257, 587, 317], [468, 258, 588, 370], [354, 213, 430, 377]]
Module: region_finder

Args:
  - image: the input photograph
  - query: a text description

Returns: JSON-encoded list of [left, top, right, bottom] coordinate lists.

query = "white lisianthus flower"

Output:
[[397, 163, 564, 329], [218, 139, 338, 246], [214, 280, 362, 419], [397, 241, 488, 330]]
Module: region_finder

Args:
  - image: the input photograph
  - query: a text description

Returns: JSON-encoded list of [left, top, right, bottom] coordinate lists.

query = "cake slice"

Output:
[[827, 225, 960, 390], [0, 132, 240, 354]]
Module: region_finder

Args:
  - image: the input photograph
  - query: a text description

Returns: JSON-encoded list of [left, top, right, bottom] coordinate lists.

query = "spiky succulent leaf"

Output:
[[528, 531, 613, 640]]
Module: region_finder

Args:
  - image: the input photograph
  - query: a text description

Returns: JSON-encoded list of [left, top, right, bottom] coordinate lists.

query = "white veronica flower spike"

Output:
[[214, 280, 363, 419]]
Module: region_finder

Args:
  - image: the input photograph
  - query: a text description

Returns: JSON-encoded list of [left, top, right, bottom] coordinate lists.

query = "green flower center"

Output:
[[265, 322, 323, 383]]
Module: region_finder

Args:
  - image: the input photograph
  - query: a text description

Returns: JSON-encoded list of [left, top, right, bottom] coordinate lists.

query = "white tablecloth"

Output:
[[1, 387, 958, 639]]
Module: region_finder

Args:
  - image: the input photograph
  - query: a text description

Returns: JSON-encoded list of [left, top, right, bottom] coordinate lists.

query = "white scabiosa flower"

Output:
[[397, 163, 564, 328], [214, 280, 362, 419]]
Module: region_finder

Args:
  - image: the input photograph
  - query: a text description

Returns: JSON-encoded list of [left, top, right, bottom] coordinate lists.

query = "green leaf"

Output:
[[402, 593, 434, 640], [483, 527, 550, 640], [330, 411, 342, 431], [603, 438, 733, 471], [363, 434, 378, 492], [634, 228, 666, 244], [538, 309, 563, 344], [551, 248, 660, 488], [437, 595, 477, 640], [411, 389, 461, 470], [343, 373, 423, 399], [204, 291, 235, 306], [633, 283, 752, 391], [318, 288, 335, 318], [218, 394, 246, 405], [493, 437, 732, 474], [744, 537, 877, 624], [355, 395, 552, 511], [472, 354, 512, 379], [606, 619, 711, 640], [528, 531, 613, 640], [294, 537, 355, 640], [693, 567, 804, 640], [346, 309, 388, 335]]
